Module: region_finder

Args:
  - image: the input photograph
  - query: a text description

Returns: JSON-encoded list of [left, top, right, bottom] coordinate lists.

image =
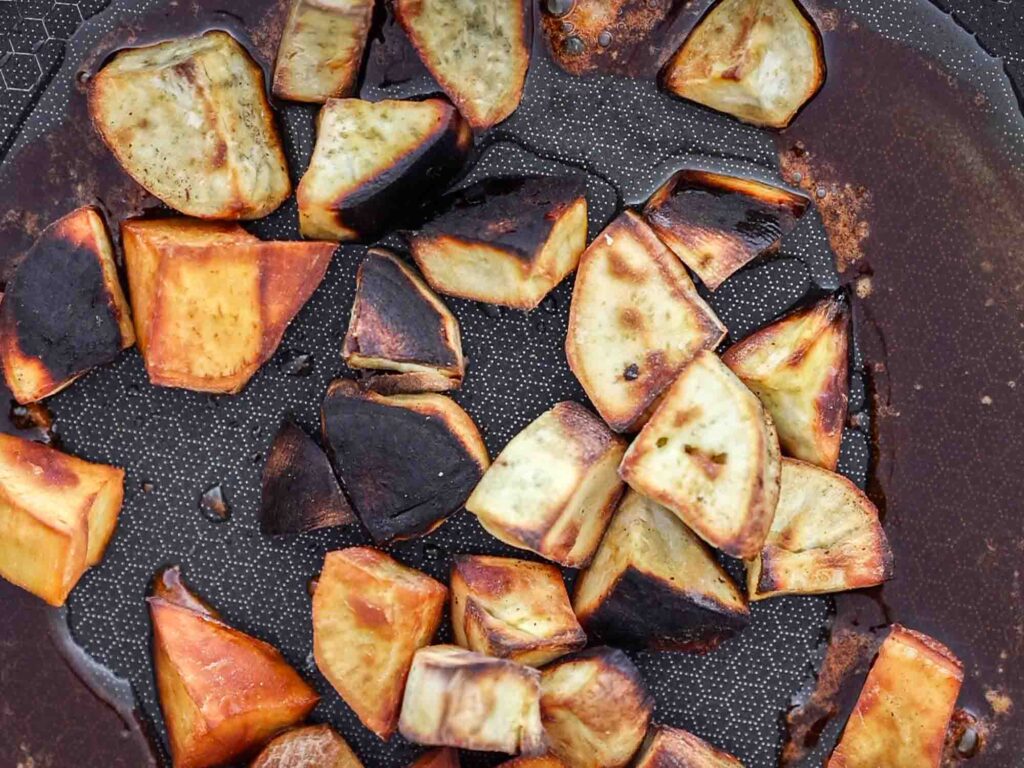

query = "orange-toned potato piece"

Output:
[[250, 724, 363, 768], [497, 758, 569, 768], [0, 434, 124, 606], [409, 748, 461, 768], [312, 547, 448, 740], [150, 596, 318, 768], [827, 625, 964, 768], [122, 218, 335, 394]]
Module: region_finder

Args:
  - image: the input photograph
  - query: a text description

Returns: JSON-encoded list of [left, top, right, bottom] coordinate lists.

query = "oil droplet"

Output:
[[598, 30, 613, 48], [545, 0, 574, 17], [199, 485, 230, 522], [564, 35, 585, 56], [277, 349, 314, 377]]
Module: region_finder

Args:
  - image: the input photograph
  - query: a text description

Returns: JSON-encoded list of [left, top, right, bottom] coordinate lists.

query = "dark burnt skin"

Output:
[[259, 420, 355, 536]]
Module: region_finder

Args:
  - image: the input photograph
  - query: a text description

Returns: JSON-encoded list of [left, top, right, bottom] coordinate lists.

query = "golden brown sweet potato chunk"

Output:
[[250, 724, 363, 768], [409, 748, 461, 768], [635, 725, 744, 768], [313, 547, 447, 740]]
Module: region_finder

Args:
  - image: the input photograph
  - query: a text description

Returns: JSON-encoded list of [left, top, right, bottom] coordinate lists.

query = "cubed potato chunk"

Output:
[[635, 725, 744, 768], [409, 176, 589, 310], [0, 434, 124, 606], [661, 0, 826, 128], [321, 381, 489, 542], [90, 32, 290, 219], [619, 350, 781, 559], [122, 218, 334, 394], [574, 490, 749, 652], [273, 0, 375, 103], [748, 459, 892, 600], [451, 555, 586, 666], [643, 170, 810, 291], [467, 402, 626, 567], [298, 98, 471, 241], [566, 211, 725, 433], [827, 625, 964, 768], [250, 724, 363, 768], [399, 645, 547, 755], [313, 547, 448, 740], [0, 207, 134, 404], [343, 250, 464, 390], [395, 0, 530, 128], [723, 296, 849, 470], [541, 647, 653, 768]]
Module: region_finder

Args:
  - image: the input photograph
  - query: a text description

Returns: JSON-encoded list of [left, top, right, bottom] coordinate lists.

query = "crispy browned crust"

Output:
[[0, 207, 134, 404], [358, 370, 459, 396], [635, 725, 744, 768]]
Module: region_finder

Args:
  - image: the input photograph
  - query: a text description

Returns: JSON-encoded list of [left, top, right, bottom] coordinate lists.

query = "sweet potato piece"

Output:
[[250, 724, 363, 768], [635, 725, 744, 768], [497, 758, 569, 768], [409, 749, 461, 768]]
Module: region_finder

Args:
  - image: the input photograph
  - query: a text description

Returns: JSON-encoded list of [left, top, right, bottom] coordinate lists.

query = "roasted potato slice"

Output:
[[451, 555, 586, 666], [250, 724, 363, 768], [619, 350, 781, 559], [574, 490, 748, 652], [643, 170, 811, 291], [122, 218, 334, 394], [827, 625, 964, 768], [298, 98, 472, 241], [747, 459, 892, 600], [540, 647, 653, 768], [661, 0, 825, 128], [343, 250, 464, 389], [0, 207, 134, 404], [395, 0, 530, 129], [467, 402, 626, 567], [399, 645, 547, 755], [259, 420, 355, 536], [149, 593, 318, 768], [90, 31, 290, 219], [566, 211, 725, 433], [0, 434, 124, 606], [321, 381, 489, 542], [273, 0, 375, 103], [723, 296, 849, 470], [409, 177, 589, 310], [635, 725, 744, 768], [409, 749, 461, 768], [313, 547, 447, 740]]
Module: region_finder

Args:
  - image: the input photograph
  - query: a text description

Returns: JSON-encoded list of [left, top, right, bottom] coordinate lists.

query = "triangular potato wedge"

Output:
[[321, 380, 489, 542], [723, 296, 849, 470], [252, 724, 364, 768], [273, 0, 375, 103], [90, 31, 291, 219], [574, 490, 749, 652], [343, 249, 464, 389], [747, 459, 892, 600], [122, 218, 334, 394], [299, 98, 471, 241], [313, 548, 447, 740], [643, 170, 810, 291], [149, 595, 318, 768], [409, 176, 589, 310], [635, 725, 744, 768], [661, 0, 825, 128], [566, 211, 726, 433], [395, 0, 530, 129], [619, 350, 781, 559]]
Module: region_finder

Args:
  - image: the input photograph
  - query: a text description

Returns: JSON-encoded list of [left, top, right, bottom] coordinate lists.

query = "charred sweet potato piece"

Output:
[[321, 381, 488, 542], [149, 589, 318, 768], [90, 32, 291, 219], [0, 434, 124, 606], [451, 555, 586, 666], [467, 402, 626, 567], [250, 724, 363, 768], [273, 0, 375, 103], [313, 547, 447, 740], [0, 207, 134, 404], [122, 218, 334, 394], [298, 98, 472, 241], [399, 645, 547, 755], [723, 296, 849, 470], [661, 0, 825, 128], [747, 459, 892, 600], [643, 169, 810, 291], [827, 626, 964, 768], [395, 0, 530, 129], [343, 250, 464, 389], [409, 176, 589, 310], [574, 490, 748, 652], [541, 647, 653, 768], [259, 420, 355, 536], [635, 725, 744, 768], [619, 351, 781, 559], [409, 749, 461, 768], [566, 211, 725, 433]]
